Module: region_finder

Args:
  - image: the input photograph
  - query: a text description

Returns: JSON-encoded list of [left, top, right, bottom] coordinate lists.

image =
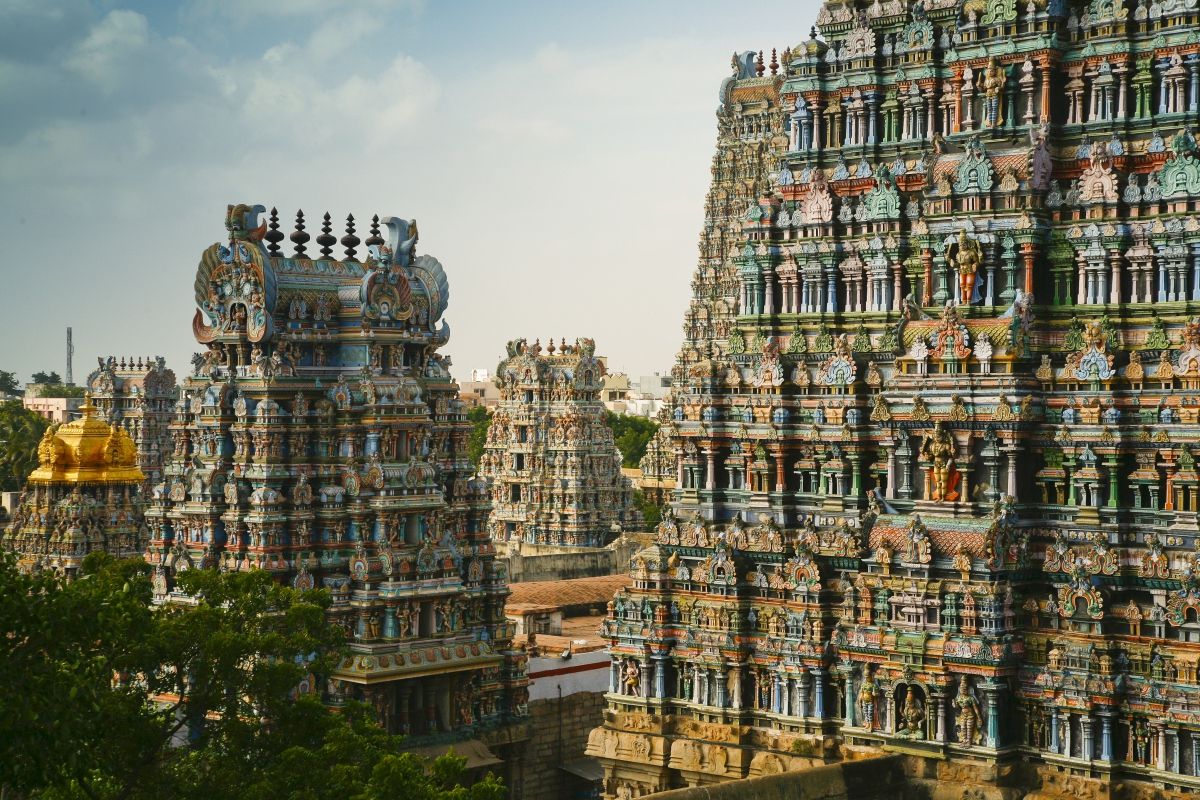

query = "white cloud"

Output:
[[64, 9, 151, 92]]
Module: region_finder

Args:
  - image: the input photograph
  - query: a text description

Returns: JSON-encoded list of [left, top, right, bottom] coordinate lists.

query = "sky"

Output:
[[0, 0, 818, 386]]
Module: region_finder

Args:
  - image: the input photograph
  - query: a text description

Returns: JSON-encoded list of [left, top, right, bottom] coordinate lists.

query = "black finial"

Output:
[[317, 212, 336, 259], [290, 210, 310, 258], [341, 214, 360, 261], [365, 214, 384, 248], [266, 207, 284, 256]]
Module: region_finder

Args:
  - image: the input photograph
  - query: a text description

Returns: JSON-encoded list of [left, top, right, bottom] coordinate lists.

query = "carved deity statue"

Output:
[[954, 678, 983, 746], [981, 58, 1006, 128], [900, 687, 926, 737], [947, 230, 983, 306], [921, 421, 962, 503], [858, 672, 878, 731], [622, 658, 641, 696]]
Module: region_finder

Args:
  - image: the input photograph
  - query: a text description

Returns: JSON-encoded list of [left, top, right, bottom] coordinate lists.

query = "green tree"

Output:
[[0, 399, 50, 491], [633, 489, 662, 529], [35, 384, 86, 399], [466, 406, 491, 469], [30, 371, 62, 385], [0, 553, 504, 800], [0, 369, 19, 395], [605, 412, 657, 468]]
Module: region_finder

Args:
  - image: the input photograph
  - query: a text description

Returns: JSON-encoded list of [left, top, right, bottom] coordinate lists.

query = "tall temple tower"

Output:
[[481, 338, 642, 548], [87, 355, 178, 488], [143, 205, 528, 773], [590, 4, 1200, 799], [2, 395, 146, 577]]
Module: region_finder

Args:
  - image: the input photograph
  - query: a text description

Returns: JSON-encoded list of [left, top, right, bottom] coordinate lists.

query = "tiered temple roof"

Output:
[[481, 338, 642, 548], [142, 205, 528, 773], [589, 1, 1200, 798]]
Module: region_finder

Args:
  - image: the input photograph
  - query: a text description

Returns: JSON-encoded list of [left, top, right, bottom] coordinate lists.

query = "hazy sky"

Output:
[[0, 0, 818, 385]]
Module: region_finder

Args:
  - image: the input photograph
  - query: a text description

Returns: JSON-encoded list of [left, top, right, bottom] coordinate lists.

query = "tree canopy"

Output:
[[0, 399, 50, 491], [605, 412, 657, 469], [466, 406, 491, 469], [0, 553, 505, 800], [0, 369, 19, 396], [30, 371, 62, 385]]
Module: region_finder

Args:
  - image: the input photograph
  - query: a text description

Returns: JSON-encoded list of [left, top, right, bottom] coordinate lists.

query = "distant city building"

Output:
[[2, 396, 146, 577], [601, 373, 631, 409], [459, 371, 501, 409], [142, 204, 528, 773], [87, 355, 178, 488], [21, 395, 82, 423], [482, 338, 642, 547]]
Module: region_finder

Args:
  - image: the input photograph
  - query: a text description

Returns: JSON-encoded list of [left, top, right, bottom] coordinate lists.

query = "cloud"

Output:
[[63, 9, 151, 92]]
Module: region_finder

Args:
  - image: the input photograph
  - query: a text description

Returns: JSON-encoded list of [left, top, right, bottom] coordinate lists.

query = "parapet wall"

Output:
[[644, 755, 906, 800], [503, 534, 646, 583]]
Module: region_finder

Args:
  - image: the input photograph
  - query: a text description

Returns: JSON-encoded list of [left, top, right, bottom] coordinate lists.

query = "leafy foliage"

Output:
[[0, 553, 504, 800], [466, 406, 491, 469], [0, 369, 19, 395], [605, 412, 658, 469], [31, 371, 62, 385], [0, 399, 50, 491], [634, 489, 662, 529], [36, 384, 86, 399]]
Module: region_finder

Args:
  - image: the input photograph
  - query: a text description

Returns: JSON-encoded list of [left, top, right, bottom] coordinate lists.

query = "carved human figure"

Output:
[[948, 230, 982, 306], [622, 658, 641, 696], [981, 57, 1006, 128], [858, 672, 878, 731], [954, 678, 983, 746], [900, 687, 926, 737], [921, 421, 961, 502]]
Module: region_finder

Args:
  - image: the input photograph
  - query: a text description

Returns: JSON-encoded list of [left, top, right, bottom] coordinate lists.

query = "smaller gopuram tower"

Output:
[[2, 395, 146, 577], [481, 338, 642, 548], [87, 355, 178, 488], [143, 205, 528, 773]]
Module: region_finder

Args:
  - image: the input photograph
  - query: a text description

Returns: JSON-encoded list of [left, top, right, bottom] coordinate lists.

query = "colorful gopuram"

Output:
[[2, 395, 146, 577], [481, 338, 642, 548], [86, 355, 178, 487], [590, 5, 1200, 799], [143, 205, 528, 773]]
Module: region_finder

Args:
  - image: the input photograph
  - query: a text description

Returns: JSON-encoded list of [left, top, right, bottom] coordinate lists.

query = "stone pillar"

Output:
[[1082, 715, 1095, 760], [641, 658, 652, 699], [813, 668, 826, 718], [843, 669, 856, 726], [1173, 728, 1181, 773], [933, 693, 946, 742], [1100, 713, 1114, 761], [1156, 724, 1167, 770], [798, 671, 810, 719], [654, 656, 667, 699], [705, 450, 716, 491], [1051, 709, 1061, 753]]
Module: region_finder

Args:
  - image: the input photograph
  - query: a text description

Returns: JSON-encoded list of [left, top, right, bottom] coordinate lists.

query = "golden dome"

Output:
[[27, 394, 144, 484]]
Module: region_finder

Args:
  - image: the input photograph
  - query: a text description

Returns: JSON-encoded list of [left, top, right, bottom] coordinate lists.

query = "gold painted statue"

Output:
[[955, 678, 983, 746], [921, 421, 962, 502], [900, 687, 926, 737], [981, 57, 1005, 128], [948, 230, 983, 306]]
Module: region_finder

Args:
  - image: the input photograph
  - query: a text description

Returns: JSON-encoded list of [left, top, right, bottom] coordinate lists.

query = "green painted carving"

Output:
[[1063, 317, 1085, 352], [1161, 131, 1200, 199], [877, 326, 898, 353], [1144, 316, 1171, 350], [787, 328, 808, 354], [751, 331, 768, 353], [981, 0, 1018, 24], [954, 137, 995, 194], [814, 324, 834, 353], [864, 165, 901, 220], [729, 329, 746, 354], [852, 324, 873, 352]]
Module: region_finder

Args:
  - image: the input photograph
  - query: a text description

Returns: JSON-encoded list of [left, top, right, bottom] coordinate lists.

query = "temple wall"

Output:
[[644, 755, 906, 800], [504, 535, 644, 583], [520, 689, 607, 800]]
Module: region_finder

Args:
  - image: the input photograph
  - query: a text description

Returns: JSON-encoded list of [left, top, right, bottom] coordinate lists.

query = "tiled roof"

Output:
[[869, 513, 993, 558], [506, 574, 631, 610]]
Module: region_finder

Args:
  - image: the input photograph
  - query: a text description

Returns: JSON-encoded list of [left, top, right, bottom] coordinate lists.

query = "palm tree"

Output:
[[0, 401, 49, 492]]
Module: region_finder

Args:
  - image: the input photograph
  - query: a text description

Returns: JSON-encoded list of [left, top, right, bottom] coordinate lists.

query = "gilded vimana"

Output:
[[6, 2, 1200, 800]]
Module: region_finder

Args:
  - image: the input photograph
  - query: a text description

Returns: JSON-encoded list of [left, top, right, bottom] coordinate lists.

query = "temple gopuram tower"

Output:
[[144, 205, 528, 774], [590, 3, 1200, 798], [87, 355, 178, 487], [481, 338, 642, 548], [2, 396, 146, 577]]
